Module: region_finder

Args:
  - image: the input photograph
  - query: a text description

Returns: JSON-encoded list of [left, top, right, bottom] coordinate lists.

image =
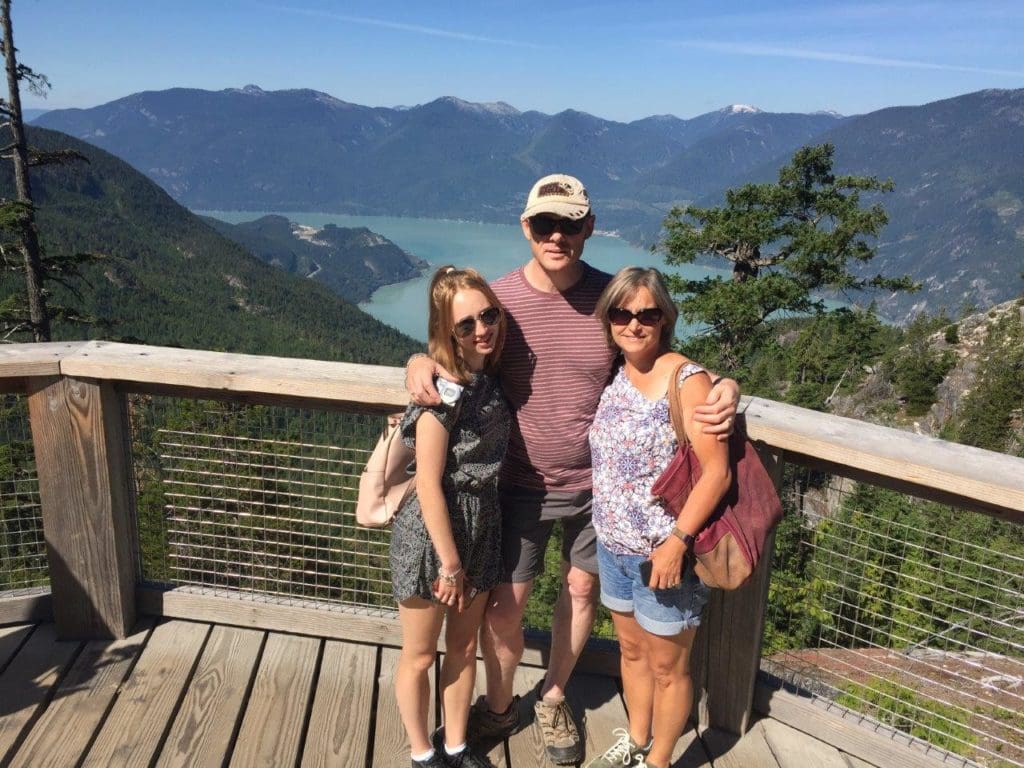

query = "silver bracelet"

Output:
[[438, 566, 463, 585]]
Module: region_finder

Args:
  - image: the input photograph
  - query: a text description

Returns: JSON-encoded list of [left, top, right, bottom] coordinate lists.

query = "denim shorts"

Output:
[[597, 540, 709, 636]]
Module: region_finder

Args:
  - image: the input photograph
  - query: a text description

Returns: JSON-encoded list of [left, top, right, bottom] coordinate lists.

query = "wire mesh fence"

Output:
[[123, 389, 1024, 764], [128, 394, 396, 613], [763, 466, 1024, 768], [0, 394, 48, 595]]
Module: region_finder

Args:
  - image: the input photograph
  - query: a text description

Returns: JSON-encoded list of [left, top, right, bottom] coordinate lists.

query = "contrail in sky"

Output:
[[674, 40, 1024, 78], [267, 5, 544, 48]]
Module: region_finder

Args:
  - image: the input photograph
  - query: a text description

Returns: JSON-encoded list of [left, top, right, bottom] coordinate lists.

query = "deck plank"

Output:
[[0, 623, 80, 765], [670, 725, 714, 768], [81, 619, 208, 767], [373, 647, 437, 768], [700, 720, 782, 768], [156, 625, 263, 768], [228, 632, 319, 768], [0, 624, 33, 670], [761, 717, 851, 768], [301, 639, 376, 768], [0, 621, 973, 768], [9, 619, 154, 768], [843, 755, 879, 768], [754, 685, 965, 768], [567, 660, 712, 768], [565, 670, 625, 765], [469, 660, 508, 768], [504, 665, 547, 767]]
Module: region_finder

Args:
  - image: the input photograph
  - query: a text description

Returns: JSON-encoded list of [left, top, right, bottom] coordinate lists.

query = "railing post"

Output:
[[694, 447, 784, 735], [26, 374, 136, 639]]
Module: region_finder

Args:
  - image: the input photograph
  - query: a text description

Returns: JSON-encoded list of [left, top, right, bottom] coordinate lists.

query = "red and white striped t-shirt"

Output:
[[492, 263, 617, 492]]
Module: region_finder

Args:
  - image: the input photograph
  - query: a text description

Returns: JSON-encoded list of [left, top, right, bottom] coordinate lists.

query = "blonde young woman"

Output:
[[586, 267, 731, 768], [391, 266, 510, 768]]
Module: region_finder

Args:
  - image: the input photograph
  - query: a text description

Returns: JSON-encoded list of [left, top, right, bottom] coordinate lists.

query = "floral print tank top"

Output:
[[589, 362, 705, 556]]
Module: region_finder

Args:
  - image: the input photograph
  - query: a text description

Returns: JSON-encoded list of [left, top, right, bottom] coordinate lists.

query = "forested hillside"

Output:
[[0, 127, 421, 364], [201, 214, 427, 303]]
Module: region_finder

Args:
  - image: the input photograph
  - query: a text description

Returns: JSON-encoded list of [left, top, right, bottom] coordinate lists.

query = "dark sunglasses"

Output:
[[453, 306, 502, 338], [528, 215, 588, 237], [608, 306, 664, 326]]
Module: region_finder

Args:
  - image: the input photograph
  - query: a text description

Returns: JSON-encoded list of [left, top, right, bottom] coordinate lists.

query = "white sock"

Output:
[[444, 742, 467, 756], [411, 748, 435, 762]]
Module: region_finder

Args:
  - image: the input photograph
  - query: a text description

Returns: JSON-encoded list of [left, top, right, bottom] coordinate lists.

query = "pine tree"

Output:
[[0, 0, 49, 340], [660, 143, 916, 376], [0, 0, 98, 342]]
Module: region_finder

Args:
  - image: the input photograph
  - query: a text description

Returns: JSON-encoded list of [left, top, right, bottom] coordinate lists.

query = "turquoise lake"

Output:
[[201, 211, 726, 342]]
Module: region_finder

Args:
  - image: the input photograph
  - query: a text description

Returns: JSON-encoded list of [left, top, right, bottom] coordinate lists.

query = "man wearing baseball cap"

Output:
[[406, 173, 739, 765]]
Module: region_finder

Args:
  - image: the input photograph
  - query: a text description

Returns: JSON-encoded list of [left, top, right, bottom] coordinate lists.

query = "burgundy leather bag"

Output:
[[650, 363, 784, 590]]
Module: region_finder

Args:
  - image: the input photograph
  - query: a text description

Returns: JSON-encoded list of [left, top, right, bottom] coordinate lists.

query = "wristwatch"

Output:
[[670, 528, 695, 548]]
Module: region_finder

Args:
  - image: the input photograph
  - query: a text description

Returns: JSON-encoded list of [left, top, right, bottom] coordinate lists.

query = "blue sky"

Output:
[[14, 0, 1024, 122]]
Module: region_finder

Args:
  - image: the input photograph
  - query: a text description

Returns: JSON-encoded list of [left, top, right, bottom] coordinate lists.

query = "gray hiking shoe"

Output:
[[584, 728, 652, 767], [467, 695, 520, 746], [533, 694, 581, 765]]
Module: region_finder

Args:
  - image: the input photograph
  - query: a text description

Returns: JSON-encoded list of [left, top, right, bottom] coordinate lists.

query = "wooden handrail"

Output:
[[3, 340, 1021, 520]]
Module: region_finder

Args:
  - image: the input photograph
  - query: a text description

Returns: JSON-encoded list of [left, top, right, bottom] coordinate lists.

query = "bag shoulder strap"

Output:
[[666, 361, 706, 447]]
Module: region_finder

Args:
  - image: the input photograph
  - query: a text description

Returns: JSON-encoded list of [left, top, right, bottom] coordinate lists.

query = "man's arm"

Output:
[[692, 375, 740, 441], [405, 353, 457, 406]]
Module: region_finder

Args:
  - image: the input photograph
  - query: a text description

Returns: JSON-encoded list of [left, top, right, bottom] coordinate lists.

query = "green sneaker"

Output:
[[584, 728, 651, 767]]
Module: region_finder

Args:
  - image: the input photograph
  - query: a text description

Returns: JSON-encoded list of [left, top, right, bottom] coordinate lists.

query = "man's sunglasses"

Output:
[[453, 306, 502, 338], [528, 216, 588, 237], [608, 306, 664, 326]]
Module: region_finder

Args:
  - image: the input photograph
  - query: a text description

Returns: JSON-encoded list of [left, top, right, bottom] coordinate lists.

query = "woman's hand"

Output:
[[647, 538, 687, 590], [693, 376, 740, 442], [433, 565, 465, 610], [406, 355, 457, 406]]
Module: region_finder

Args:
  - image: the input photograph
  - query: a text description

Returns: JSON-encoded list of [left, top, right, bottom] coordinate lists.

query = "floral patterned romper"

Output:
[[389, 371, 510, 603]]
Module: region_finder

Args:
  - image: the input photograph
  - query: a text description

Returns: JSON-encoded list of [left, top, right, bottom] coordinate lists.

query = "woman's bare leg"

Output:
[[396, 598, 445, 753]]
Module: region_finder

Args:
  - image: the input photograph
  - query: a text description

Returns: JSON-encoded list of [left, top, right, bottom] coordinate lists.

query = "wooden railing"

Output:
[[2, 340, 1022, 752]]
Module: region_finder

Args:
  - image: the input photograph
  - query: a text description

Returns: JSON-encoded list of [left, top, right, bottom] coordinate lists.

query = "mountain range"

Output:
[[35, 86, 1024, 321], [31, 86, 844, 237]]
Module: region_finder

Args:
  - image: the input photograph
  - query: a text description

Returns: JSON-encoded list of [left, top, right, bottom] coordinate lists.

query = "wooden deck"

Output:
[[0, 618, 968, 768]]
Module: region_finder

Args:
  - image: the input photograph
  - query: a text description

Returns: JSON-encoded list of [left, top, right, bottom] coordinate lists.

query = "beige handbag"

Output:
[[355, 413, 415, 527], [355, 399, 462, 527]]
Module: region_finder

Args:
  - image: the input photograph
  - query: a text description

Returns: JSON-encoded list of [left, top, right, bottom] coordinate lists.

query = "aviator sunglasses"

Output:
[[453, 306, 502, 338], [528, 215, 588, 237], [608, 306, 664, 326]]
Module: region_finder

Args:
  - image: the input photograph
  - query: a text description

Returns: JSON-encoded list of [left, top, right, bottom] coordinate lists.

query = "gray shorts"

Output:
[[499, 488, 598, 583]]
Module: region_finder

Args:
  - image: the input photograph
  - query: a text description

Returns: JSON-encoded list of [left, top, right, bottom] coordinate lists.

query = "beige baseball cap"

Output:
[[521, 173, 591, 220]]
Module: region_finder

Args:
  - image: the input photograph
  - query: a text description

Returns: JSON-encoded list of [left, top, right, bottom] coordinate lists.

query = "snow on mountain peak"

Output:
[[434, 96, 520, 116], [725, 104, 761, 114]]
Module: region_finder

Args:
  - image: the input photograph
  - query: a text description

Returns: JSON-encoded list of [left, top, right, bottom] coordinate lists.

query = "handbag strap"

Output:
[[666, 362, 689, 447], [666, 361, 708, 447]]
